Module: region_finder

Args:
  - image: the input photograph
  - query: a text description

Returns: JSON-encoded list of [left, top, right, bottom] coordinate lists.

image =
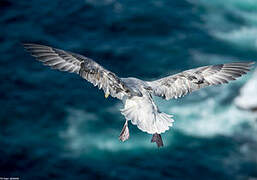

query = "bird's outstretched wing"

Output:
[[23, 43, 133, 99], [147, 62, 255, 100]]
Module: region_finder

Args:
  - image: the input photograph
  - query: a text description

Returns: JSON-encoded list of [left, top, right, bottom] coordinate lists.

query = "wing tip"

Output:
[[242, 61, 255, 70], [241, 61, 255, 67], [227, 61, 255, 65], [22, 43, 38, 52], [224, 61, 255, 71], [22, 43, 52, 50], [248, 61, 256, 67], [22, 43, 34, 53]]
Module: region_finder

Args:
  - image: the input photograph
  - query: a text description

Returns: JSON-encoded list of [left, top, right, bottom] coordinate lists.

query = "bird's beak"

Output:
[[105, 93, 109, 98]]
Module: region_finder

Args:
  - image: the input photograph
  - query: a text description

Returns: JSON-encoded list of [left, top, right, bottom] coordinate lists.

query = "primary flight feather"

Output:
[[23, 43, 255, 147]]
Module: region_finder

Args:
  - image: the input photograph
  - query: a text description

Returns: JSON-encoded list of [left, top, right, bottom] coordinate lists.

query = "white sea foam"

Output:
[[192, 0, 257, 51], [168, 98, 256, 137], [235, 67, 257, 110], [214, 27, 257, 50]]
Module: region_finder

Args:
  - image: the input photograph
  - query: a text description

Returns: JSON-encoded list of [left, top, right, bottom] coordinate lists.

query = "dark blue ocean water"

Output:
[[1, 0, 257, 179]]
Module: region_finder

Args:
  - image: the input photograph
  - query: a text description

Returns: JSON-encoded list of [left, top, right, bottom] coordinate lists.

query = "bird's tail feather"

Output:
[[121, 95, 174, 134]]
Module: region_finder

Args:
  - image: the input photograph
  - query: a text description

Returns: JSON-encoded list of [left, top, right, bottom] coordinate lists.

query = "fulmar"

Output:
[[23, 43, 255, 147]]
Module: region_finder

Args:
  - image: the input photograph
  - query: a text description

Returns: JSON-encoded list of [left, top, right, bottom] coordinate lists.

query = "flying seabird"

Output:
[[23, 43, 255, 147]]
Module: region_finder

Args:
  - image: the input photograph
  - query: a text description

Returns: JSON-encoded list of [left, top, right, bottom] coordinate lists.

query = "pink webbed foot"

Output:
[[151, 133, 164, 148], [119, 120, 130, 142]]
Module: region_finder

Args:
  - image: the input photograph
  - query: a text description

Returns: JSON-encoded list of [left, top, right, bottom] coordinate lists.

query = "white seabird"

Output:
[[23, 43, 255, 147]]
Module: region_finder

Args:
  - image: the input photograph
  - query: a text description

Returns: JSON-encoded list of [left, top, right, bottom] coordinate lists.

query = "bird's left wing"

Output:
[[147, 62, 255, 100], [23, 43, 133, 100]]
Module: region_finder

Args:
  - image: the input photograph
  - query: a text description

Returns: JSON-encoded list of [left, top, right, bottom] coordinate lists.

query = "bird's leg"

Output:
[[119, 120, 130, 142], [151, 133, 164, 148]]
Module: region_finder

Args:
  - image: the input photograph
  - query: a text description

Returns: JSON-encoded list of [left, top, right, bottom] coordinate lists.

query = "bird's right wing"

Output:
[[23, 43, 133, 100], [147, 62, 255, 100]]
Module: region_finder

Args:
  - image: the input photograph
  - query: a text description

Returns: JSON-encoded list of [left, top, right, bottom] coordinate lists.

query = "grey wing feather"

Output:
[[23, 43, 132, 99], [147, 62, 255, 100]]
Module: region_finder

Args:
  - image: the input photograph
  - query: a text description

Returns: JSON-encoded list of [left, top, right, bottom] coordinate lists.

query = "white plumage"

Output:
[[121, 89, 174, 134], [23, 43, 255, 147]]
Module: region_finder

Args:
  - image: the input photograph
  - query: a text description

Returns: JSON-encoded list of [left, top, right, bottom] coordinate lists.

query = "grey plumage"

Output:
[[23, 43, 255, 147], [23, 43, 134, 100], [147, 62, 254, 100]]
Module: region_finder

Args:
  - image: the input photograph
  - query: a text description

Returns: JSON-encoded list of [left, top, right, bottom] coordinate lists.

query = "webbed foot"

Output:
[[119, 120, 129, 142], [151, 133, 164, 148]]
